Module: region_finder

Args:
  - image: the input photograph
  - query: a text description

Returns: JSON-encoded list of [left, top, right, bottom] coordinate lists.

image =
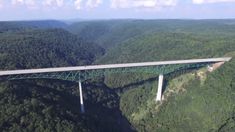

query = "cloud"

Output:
[[25, 0, 36, 7], [12, 0, 24, 5], [56, 0, 63, 7], [11, 0, 37, 9], [110, 0, 129, 8], [0, 0, 3, 8], [192, 0, 235, 4], [74, 0, 82, 9], [86, 0, 102, 8], [11, 0, 65, 9], [43, 0, 64, 7], [74, 0, 103, 10], [4, 0, 180, 11], [110, 0, 177, 9]]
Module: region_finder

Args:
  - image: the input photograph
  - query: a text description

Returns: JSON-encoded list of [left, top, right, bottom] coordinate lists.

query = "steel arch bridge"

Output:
[[0, 57, 232, 113]]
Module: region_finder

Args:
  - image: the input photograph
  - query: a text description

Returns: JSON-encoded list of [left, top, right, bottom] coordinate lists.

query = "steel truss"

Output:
[[5, 62, 211, 82]]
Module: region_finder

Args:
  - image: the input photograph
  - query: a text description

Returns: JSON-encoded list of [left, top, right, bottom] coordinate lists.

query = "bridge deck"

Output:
[[0, 57, 232, 76]]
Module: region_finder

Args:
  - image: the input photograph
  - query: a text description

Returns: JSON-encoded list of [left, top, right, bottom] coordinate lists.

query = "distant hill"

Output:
[[67, 19, 235, 50], [0, 20, 67, 32]]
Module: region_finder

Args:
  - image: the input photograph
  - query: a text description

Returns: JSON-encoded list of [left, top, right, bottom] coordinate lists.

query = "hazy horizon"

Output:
[[1, 18, 235, 22]]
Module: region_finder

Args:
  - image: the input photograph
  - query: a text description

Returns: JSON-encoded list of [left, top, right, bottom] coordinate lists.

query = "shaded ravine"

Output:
[[84, 83, 137, 132], [18, 79, 136, 132], [7, 79, 136, 132]]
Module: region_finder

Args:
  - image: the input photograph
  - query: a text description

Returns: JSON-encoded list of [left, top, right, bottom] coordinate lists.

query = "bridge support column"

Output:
[[79, 80, 85, 113], [156, 74, 164, 101]]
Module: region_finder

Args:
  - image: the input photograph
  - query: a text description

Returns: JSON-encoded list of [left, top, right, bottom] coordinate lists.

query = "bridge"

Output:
[[0, 57, 232, 113]]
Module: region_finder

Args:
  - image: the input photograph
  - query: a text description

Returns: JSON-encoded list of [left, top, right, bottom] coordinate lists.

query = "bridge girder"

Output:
[[3, 62, 211, 82]]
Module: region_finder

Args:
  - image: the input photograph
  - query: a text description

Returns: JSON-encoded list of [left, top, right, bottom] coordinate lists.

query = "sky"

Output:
[[0, 0, 235, 21]]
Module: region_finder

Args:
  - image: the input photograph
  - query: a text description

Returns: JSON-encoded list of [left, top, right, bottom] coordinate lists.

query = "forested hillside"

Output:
[[98, 31, 235, 63], [68, 19, 235, 51], [69, 19, 235, 131], [0, 23, 133, 132], [0, 28, 104, 70], [0, 20, 235, 132]]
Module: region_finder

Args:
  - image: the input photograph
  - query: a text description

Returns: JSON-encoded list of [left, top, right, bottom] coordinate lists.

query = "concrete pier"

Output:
[[156, 74, 164, 101], [79, 80, 85, 113]]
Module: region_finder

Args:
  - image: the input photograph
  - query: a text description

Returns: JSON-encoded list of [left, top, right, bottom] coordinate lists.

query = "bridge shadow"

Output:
[[109, 68, 200, 96], [113, 77, 158, 93], [162, 68, 201, 93]]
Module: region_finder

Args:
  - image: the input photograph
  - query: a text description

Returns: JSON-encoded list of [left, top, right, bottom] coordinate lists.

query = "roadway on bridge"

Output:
[[0, 57, 232, 76]]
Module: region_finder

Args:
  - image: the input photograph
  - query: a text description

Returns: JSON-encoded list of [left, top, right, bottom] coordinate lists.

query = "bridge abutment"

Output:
[[156, 74, 164, 101], [79, 80, 85, 113]]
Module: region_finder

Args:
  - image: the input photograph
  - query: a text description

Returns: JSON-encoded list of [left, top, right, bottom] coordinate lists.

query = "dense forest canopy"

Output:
[[68, 19, 235, 51], [0, 28, 104, 70], [0, 19, 235, 132], [0, 21, 129, 132]]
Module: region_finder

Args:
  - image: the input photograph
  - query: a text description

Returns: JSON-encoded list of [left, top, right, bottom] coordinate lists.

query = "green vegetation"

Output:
[[0, 19, 235, 131], [70, 19, 235, 131], [120, 61, 235, 131], [0, 28, 104, 70], [68, 19, 235, 51], [0, 20, 67, 32], [0, 81, 90, 132], [0, 80, 130, 132], [0, 23, 132, 132]]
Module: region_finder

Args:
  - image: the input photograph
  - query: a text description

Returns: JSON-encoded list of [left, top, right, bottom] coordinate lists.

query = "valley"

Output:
[[0, 19, 235, 132]]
